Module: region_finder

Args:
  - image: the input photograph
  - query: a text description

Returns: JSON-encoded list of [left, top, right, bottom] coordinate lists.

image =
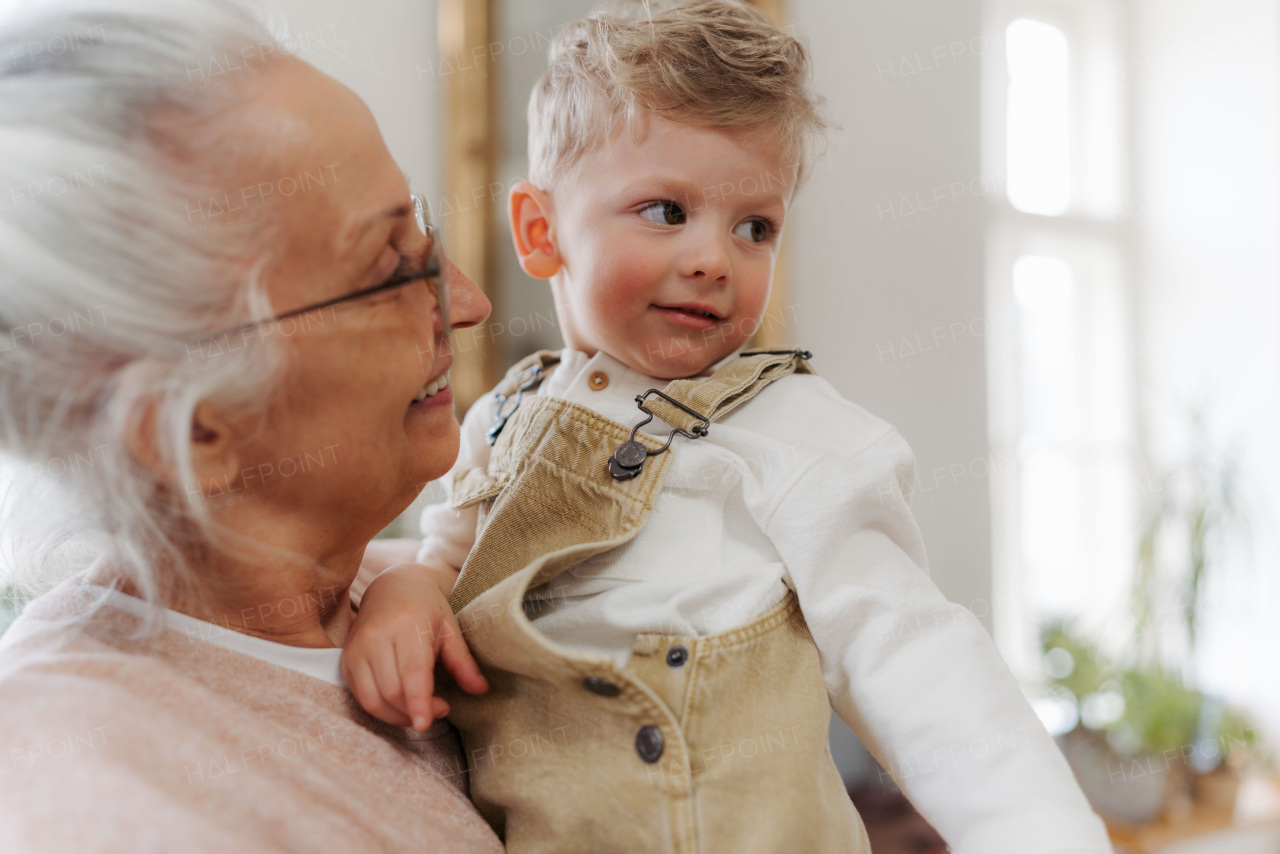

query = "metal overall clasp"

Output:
[[485, 364, 544, 445], [608, 389, 711, 481], [742, 348, 814, 360]]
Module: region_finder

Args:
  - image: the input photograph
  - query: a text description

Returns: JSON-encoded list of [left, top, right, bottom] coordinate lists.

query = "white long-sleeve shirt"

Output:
[[420, 348, 1113, 853]]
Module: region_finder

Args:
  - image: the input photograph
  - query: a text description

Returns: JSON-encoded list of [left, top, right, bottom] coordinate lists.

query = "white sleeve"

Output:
[[414, 393, 500, 571], [761, 428, 1112, 854]]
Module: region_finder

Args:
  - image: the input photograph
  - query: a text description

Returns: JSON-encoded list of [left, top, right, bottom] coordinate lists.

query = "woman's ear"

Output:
[[124, 392, 241, 499], [509, 181, 561, 279], [187, 402, 240, 496]]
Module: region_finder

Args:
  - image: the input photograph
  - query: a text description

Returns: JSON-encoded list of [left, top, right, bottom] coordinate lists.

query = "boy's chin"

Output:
[[633, 341, 737, 380]]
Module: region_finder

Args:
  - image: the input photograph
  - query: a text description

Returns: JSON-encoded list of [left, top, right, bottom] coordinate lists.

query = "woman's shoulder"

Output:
[[0, 584, 254, 761], [0, 591, 218, 847], [0, 583, 148, 686], [0, 584, 502, 853]]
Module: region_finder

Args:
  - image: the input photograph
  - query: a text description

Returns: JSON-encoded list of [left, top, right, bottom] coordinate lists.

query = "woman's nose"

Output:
[[441, 252, 491, 331]]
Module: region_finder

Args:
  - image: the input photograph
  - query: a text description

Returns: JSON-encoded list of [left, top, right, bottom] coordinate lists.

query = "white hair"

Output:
[[0, 0, 292, 620]]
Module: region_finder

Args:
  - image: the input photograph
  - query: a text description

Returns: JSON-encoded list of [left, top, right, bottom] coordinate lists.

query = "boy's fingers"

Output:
[[346, 660, 412, 728], [344, 659, 381, 713], [439, 618, 489, 695], [394, 632, 437, 732], [368, 647, 410, 716]]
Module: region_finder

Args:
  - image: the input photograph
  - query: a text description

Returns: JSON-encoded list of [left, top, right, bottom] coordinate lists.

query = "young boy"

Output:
[[345, 2, 1113, 852]]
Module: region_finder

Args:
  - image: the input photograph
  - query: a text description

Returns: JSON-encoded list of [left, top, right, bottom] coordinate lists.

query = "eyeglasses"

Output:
[[198, 193, 450, 342]]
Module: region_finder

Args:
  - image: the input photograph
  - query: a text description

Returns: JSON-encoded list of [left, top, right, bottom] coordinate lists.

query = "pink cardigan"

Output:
[[0, 581, 503, 853]]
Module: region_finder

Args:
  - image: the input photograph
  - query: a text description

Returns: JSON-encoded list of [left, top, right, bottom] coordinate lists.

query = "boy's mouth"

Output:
[[653, 303, 723, 321], [652, 303, 725, 332]]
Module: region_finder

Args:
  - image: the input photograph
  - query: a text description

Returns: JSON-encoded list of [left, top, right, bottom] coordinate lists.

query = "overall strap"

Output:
[[483, 350, 562, 446], [493, 349, 561, 397], [651, 349, 814, 433], [447, 348, 815, 612], [605, 349, 814, 481]]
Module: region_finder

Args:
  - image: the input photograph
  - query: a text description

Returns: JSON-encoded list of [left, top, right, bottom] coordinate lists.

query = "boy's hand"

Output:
[[341, 563, 489, 732], [352, 538, 422, 605]]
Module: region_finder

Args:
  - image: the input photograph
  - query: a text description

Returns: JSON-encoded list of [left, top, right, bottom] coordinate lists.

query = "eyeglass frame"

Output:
[[195, 193, 450, 342]]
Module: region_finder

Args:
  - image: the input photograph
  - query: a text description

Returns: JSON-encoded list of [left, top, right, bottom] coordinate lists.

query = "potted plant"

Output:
[[1130, 411, 1261, 800], [1131, 412, 1247, 684], [1041, 622, 1186, 824], [1040, 621, 1266, 825]]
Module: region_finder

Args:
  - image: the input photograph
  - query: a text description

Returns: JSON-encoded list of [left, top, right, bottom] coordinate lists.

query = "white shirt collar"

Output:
[[85, 584, 346, 687], [544, 349, 660, 399]]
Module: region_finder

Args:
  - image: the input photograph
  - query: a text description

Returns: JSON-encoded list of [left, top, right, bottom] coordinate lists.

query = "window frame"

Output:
[[983, 0, 1139, 676]]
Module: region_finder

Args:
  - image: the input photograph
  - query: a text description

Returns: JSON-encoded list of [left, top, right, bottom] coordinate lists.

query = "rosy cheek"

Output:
[[594, 250, 658, 307]]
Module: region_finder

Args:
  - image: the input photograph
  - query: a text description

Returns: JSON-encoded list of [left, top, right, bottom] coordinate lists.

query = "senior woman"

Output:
[[0, 0, 504, 850]]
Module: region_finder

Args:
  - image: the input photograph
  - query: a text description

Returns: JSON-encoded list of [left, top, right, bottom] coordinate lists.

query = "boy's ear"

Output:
[[509, 181, 561, 280]]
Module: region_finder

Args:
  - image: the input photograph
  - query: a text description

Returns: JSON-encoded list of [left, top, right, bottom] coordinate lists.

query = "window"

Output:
[[1006, 20, 1072, 215], [986, 0, 1134, 681]]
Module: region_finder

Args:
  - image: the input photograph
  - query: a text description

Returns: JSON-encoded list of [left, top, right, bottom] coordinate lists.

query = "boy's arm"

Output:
[[344, 393, 500, 730], [343, 560, 486, 731], [352, 538, 425, 606], [764, 428, 1113, 854], [414, 388, 501, 570]]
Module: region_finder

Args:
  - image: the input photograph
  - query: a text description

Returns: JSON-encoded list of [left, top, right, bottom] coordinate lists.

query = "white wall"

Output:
[[266, 0, 442, 210], [785, 0, 999, 783], [789, 0, 995, 620]]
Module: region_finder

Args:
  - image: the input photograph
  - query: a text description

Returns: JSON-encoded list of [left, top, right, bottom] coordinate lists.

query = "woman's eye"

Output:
[[367, 245, 400, 286], [637, 200, 686, 226], [733, 219, 772, 244]]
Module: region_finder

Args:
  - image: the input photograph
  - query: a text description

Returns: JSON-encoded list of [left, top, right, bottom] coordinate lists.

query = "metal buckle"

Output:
[[608, 389, 711, 480], [485, 364, 543, 445], [741, 348, 813, 360]]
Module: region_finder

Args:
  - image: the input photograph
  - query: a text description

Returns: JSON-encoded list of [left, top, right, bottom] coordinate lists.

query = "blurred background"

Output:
[[6, 0, 1280, 850]]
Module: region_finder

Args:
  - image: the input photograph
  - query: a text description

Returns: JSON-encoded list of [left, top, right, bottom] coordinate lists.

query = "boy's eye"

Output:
[[733, 219, 772, 243], [637, 200, 686, 226]]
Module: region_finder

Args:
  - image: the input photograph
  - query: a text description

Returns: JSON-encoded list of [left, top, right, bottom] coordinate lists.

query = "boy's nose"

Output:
[[679, 230, 731, 283], [441, 251, 492, 331]]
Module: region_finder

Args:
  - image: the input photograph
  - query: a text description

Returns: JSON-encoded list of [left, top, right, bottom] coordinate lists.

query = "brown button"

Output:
[[583, 677, 620, 697], [588, 371, 609, 391], [636, 726, 664, 763]]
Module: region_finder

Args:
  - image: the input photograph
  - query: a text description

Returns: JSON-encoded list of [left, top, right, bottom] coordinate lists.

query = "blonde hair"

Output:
[[527, 0, 832, 188]]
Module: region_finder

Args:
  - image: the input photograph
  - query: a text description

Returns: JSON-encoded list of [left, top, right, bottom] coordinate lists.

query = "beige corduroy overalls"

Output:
[[442, 349, 870, 854]]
